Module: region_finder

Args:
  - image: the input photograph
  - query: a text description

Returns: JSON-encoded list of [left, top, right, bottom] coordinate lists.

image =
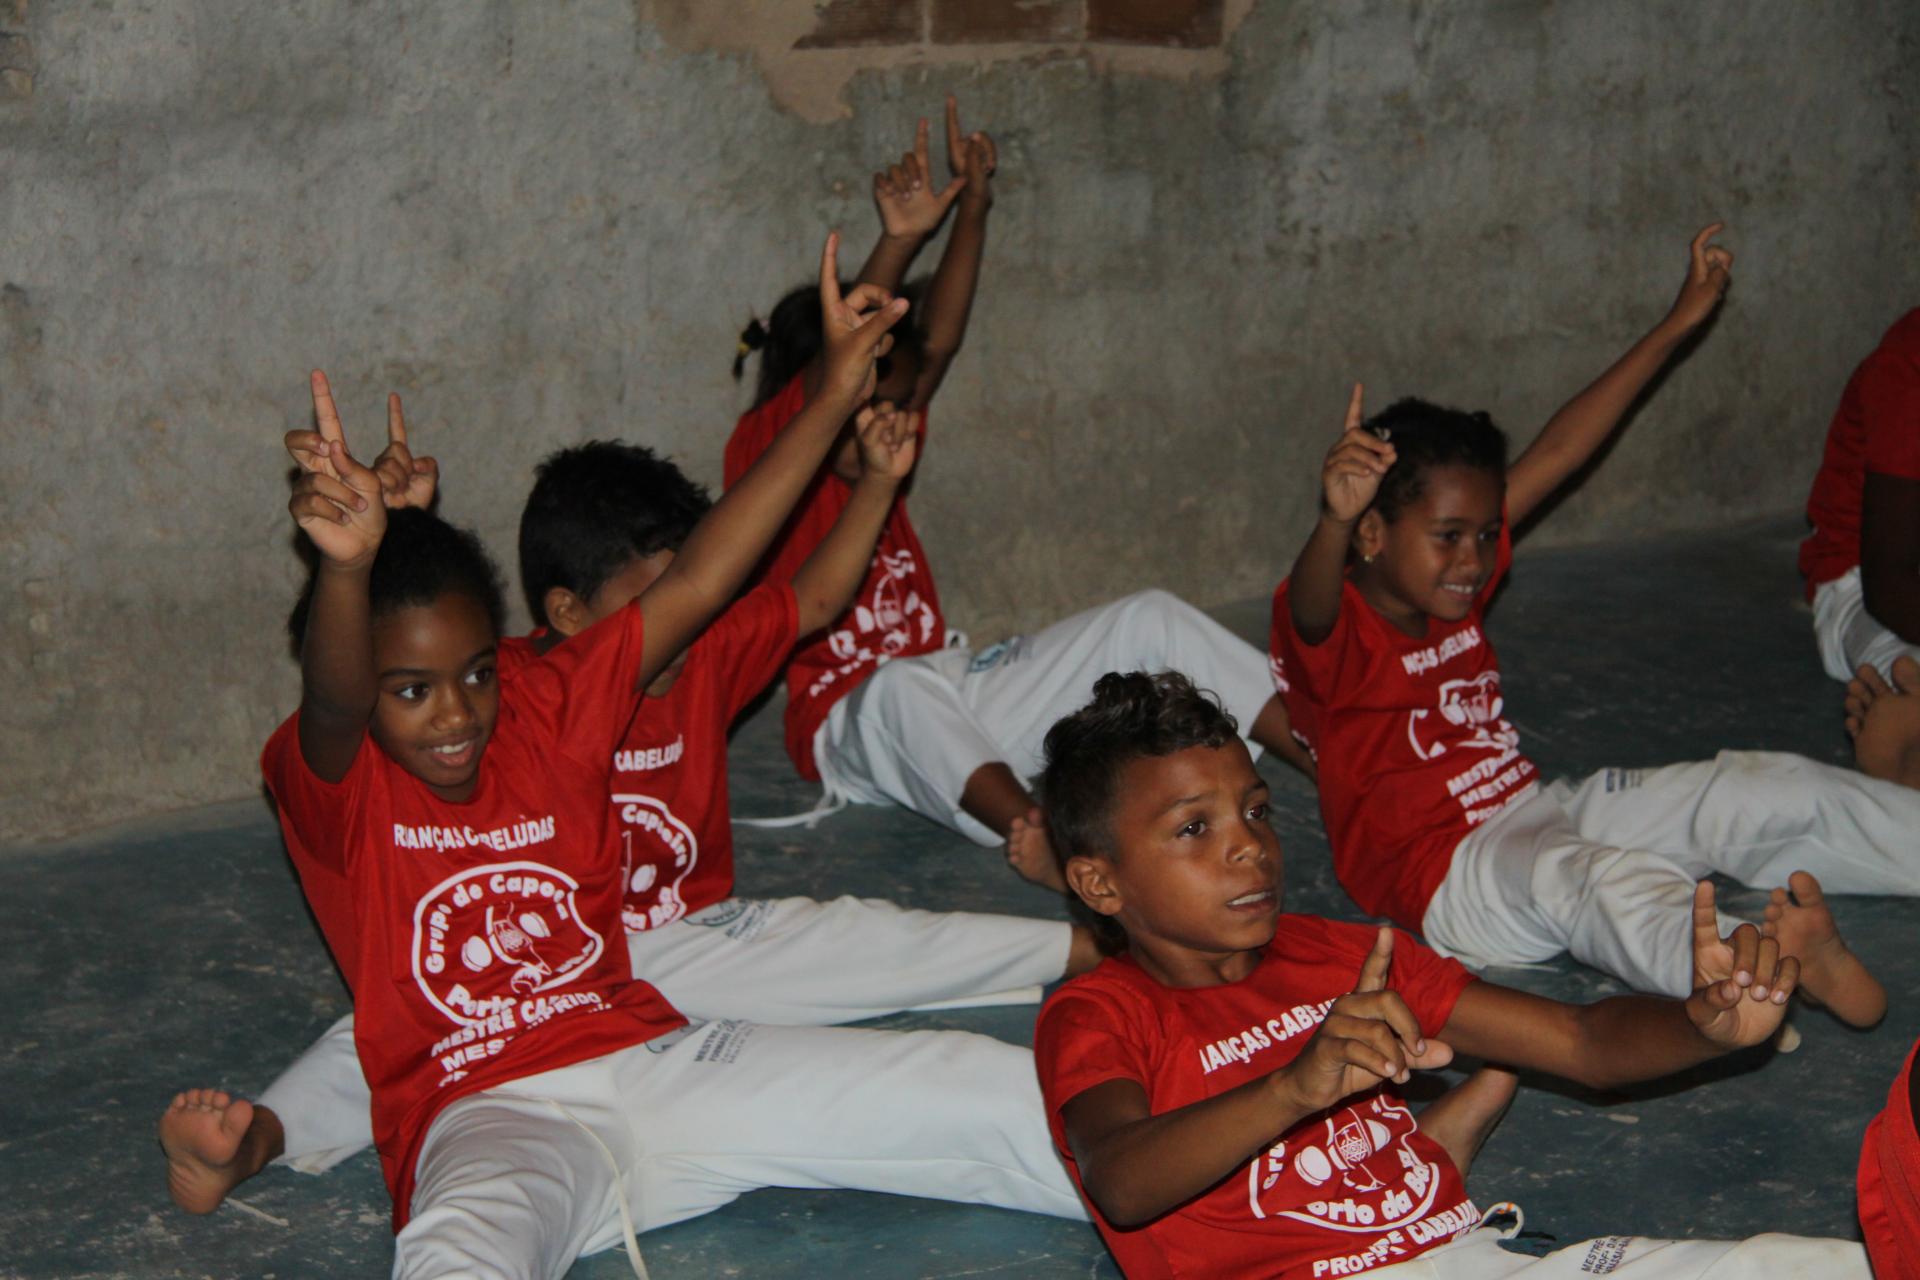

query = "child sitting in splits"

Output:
[[1270, 226, 1902, 1023], [729, 98, 1309, 892], [161, 402, 1099, 1218], [1033, 671, 1867, 1279], [164, 243, 1090, 1278]]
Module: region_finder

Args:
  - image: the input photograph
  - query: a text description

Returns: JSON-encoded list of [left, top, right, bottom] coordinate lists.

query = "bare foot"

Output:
[[1846, 658, 1920, 790], [1764, 871, 1886, 1028], [158, 1089, 272, 1214], [1006, 808, 1067, 893], [1418, 1066, 1519, 1177]]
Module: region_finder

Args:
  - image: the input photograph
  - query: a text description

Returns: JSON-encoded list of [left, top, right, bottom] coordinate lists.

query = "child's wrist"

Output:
[[317, 551, 377, 577], [958, 191, 994, 218]]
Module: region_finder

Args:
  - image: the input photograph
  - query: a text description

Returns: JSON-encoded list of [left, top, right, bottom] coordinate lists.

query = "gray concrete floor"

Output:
[[2, 515, 1912, 1277]]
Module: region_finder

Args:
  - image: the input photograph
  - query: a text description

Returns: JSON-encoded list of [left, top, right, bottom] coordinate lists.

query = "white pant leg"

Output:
[[395, 1057, 629, 1280], [960, 589, 1277, 780], [1553, 753, 1920, 895], [815, 648, 1008, 845], [618, 1021, 1085, 1225], [1812, 566, 1920, 681], [255, 1012, 374, 1173], [1424, 787, 1729, 997], [625, 895, 1071, 1024], [1380, 1226, 1866, 1278]]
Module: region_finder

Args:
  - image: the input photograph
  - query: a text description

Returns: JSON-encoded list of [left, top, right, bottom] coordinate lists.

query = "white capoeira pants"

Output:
[[1422, 751, 1920, 996], [261, 894, 1070, 1184], [815, 589, 1278, 845], [394, 1021, 1086, 1279], [1374, 1225, 1865, 1279], [1812, 565, 1920, 681]]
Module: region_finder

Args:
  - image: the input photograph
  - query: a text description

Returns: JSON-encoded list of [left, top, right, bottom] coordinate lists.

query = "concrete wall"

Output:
[[2, 0, 1914, 843]]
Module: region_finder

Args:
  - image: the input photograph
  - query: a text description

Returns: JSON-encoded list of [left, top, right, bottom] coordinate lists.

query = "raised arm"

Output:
[[855, 114, 965, 293], [1062, 930, 1450, 1227], [1441, 883, 1796, 1091], [636, 233, 908, 686], [287, 371, 391, 782], [1505, 223, 1734, 526], [906, 96, 996, 412], [1289, 384, 1391, 646], [791, 404, 919, 635]]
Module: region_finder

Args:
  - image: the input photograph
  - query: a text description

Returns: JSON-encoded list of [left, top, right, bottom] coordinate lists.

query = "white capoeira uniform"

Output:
[[261, 893, 1074, 1198], [814, 589, 1279, 845], [397, 1020, 1084, 1279], [1423, 751, 1920, 996], [1812, 565, 1920, 682], [1373, 1220, 1866, 1279]]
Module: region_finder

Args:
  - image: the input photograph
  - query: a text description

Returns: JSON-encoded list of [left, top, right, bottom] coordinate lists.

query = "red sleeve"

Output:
[[1482, 517, 1514, 600], [259, 712, 375, 875], [505, 601, 647, 771], [1860, 334, 1920, 480], [698, 583, 802, 719], [1034, 984, 1154, 1137], [1385, 929, 1477, 1039], [1271, 577, 1358, 706]]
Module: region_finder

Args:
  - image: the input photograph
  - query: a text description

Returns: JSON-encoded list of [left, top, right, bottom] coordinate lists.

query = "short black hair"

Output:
[[1041, 671, 1242, 865], [286, 508, 507, 652], [517, 441, 712, 627], [734, 277, 927, 409], [1362, 397, 1509, 522]]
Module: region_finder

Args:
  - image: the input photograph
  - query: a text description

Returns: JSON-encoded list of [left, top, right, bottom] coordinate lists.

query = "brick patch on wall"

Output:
[[800, 0, 1232, 49], [1088, 0, 1223, 47], [929, 0, 1080, 45], [796, 0, 923, 49]]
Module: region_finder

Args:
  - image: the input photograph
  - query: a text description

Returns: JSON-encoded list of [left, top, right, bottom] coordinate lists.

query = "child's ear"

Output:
[[1354, 510, 1387, 562], [544, 587, 590, 638], [1065, 854, 1124, 918]]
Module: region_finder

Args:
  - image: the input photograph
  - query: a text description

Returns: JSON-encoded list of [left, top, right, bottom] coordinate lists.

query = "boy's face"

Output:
[[551, 549, 689, 693], [369, 592, 500, 803], [1356, 465, 1504, 632], [1067, 740, 1283, 988]]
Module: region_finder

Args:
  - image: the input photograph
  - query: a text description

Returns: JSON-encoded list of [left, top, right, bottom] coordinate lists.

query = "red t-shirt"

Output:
[[723, 372, 945, 779], [1858, 1037, 1920, 1279], [261, 603, 686, 1228], [1034, 917, 1479, 1280], [1268, 527, 1538, 930], [501, 584, 800, 932], [1801, 308, 1920, 596]]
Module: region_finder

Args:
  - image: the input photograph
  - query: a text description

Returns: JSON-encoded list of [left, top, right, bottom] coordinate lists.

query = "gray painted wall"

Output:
[[2, 1, 1914, 843]]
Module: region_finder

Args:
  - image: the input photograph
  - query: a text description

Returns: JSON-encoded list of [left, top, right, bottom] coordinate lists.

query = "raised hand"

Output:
[[1665, 222, 1733, 332], [818, 230, 911, 405], [287, 370, 388, 570], [873, 116, 967, 240], [945, 95, 997, 210], [854, 402, 920, 483], [1321, 383, 1394, 525], [1278, 928, 1452, 1113], [1685, 881, 1796, 1049], [369, 393, 439, 510]]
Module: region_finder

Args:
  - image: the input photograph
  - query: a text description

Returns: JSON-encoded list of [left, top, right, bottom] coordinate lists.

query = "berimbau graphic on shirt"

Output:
[[1245, 1095, 1445, 1233], [831, 547, 937, 662], [612, 793, 700, 932], [412, 860, 606, 1027], [1406, 671, 1520, 761]]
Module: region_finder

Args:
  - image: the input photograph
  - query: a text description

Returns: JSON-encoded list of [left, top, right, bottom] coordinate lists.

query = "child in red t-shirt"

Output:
[[161, 246, 1090, 1276], [1271, 226, 1908, 1021], [1033, 671, 1867, 1279], [1808, 308, 1920, 793], [166, 419, 1096, 1204], [728, 99, 1312, 892], [1858, 1036, 1920, 1279]]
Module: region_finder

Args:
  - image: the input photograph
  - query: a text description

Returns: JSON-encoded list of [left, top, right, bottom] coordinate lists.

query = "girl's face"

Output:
[[369, 592, 500, 802], [1354, 465, 1505, 636]]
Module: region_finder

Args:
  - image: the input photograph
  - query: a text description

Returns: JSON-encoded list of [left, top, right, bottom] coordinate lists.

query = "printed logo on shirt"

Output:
[[411, 859, 606, 1030], [1404, 672, 1519, 762], [613, 794, 699, 932], [614, 736, 685, 775], [1399, 625, 1484, 678], [808, 548, 939, 700], [1245, 1095, 1479, 1271]]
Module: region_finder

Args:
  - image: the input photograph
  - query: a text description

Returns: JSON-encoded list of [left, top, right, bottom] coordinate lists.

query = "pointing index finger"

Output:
[[914, 117, 931, 178], [1354, 926, 1394, 993], [388, 392, 408, 446], [819, 230, 843, 313], [945, 95, 964, 162], [311, 369, 344, 445], [1343, 382, 1365, 433]]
